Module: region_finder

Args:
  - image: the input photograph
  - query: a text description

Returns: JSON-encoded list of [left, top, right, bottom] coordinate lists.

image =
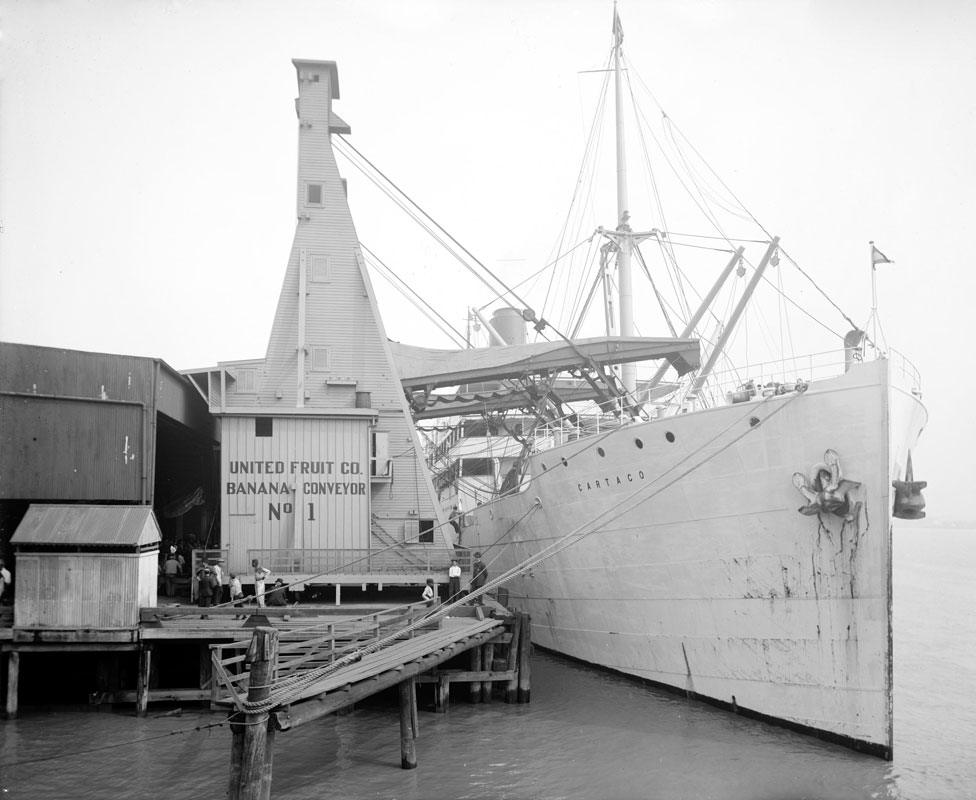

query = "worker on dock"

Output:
[[470, 552, 488, 595], [422, 578, 436, 606], [266, 579, 288, 607], [447, 559, 462, 602], [210, 560, 224, 603], [197, 566, 214, 608], [252, 559, 271, 607], [229, 573, 243, 606], [162, 551, 180, 597], [0, 558, 10, 605]]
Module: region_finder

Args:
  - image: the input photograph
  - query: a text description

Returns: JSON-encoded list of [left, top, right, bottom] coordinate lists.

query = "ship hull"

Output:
[[463, 358, 926, 757]]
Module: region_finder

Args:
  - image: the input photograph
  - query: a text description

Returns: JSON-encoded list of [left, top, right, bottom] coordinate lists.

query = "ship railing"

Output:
[[687, 349, 850, 408], [887, 347, 923, 397], [529, 349, 851, 449], [246, 547, 460, 578]]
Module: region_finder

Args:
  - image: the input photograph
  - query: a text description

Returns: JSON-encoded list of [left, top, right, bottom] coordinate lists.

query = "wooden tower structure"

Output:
[[187, 60, 449, 596]]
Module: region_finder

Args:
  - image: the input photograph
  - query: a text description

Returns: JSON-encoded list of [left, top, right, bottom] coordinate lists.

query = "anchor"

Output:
[[792, 448, 862, 521], [892, 452, 927, 520]]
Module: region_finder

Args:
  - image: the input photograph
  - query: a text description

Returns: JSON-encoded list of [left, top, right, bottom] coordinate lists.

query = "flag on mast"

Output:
[[870, 242, 893, 269], [613, 8, 624, 46]]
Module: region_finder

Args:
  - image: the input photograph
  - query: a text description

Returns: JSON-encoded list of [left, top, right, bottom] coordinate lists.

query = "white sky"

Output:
[[1, 0, 973, 518]]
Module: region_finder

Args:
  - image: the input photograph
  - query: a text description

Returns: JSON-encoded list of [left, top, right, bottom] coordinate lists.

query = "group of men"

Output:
[[424, 551, 488, 606]]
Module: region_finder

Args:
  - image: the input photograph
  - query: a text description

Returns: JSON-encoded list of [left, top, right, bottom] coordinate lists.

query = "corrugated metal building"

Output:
[[11, 505, 161, 629], [0, 342, 217, 560], [185, 60, 451, 591]]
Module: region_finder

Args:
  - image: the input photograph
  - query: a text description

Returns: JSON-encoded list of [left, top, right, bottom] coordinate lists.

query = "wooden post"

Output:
[[398, 678, 418, 769], [469, 644, 482, 703], [5, 651, 19, 718], [518, 613, 532, 703], [229, 627, 279, 800], [228, 713, 244, 794], [136, 645, 152, 717], [436, 674, 450, 713], [199, 643, 212, 692], [482, 643, 495, 704], [505, 613, 522, 703]]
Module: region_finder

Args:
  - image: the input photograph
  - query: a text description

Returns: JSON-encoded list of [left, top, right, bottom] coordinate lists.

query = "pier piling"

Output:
[[5, 651, 18, 718], [136, 645, 153, 716], [505, 612, 522, 703], [398, 677, 418, 769], [469, 644, 482, 702], [518, 614, 532, 703], [229, 627, 278, 800]]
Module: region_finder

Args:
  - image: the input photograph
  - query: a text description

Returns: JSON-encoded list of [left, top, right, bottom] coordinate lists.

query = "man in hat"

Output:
[[470, 552, 488, 594], [447, 559, 462, 602], [210, 560, 224, 604]]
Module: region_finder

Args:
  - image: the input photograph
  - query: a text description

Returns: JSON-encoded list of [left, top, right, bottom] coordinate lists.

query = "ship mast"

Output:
[[612, 5, 636, 396]]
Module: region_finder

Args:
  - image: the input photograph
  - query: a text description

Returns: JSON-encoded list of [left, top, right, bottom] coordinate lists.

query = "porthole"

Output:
[[561, 457, 569, 467], [597, 447, 606, 457], [541, 463, 548, 471], [665, 431, 675, 443], [749, 417, 760, 427], [634, 438, 644, 449]]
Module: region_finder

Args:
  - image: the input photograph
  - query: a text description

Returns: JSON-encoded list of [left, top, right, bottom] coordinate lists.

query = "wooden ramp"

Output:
[[224, 607, 531, 800]]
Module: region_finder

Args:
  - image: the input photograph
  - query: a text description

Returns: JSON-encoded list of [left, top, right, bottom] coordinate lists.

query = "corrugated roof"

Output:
[[11, 505, 162, 547]]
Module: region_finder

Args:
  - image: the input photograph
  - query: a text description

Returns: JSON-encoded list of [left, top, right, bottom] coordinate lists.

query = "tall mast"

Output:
[[612, 6, 635, 395]]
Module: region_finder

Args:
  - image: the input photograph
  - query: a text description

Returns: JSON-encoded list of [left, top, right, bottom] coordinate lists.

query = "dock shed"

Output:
[[11, 505, 162, 630]]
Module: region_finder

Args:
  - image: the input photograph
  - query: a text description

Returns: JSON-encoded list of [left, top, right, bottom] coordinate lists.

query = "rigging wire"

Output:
[[543, 50, 614, 330], [360, 244, 468, 347], [334, 136, 553, 338]]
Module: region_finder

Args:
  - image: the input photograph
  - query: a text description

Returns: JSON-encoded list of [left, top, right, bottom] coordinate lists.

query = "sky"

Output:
[[1, 0, 973, 519]]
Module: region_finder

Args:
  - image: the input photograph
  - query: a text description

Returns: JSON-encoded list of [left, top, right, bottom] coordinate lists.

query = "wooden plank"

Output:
[[111, 688, 211, 703], [273, 626, 502, 730], [414, 670, 515, 683]]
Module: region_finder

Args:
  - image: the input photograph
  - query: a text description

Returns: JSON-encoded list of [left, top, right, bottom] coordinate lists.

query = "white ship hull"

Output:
[[463, 358, 926, 757]]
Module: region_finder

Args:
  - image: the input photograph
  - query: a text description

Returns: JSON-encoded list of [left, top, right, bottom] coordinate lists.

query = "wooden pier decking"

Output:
[[220, 605, 532, 800]]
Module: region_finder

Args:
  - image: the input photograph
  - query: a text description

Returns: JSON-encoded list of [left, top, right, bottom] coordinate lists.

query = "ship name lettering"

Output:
[[576, 470, 646, 493]]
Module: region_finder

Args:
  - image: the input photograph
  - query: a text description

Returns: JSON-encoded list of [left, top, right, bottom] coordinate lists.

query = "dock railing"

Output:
[[245, 547, 463, 578], [210, 601, 436, 711]]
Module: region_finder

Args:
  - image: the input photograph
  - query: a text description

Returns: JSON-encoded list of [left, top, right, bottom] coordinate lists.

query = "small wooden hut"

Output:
[[10, 504, 161, 629]]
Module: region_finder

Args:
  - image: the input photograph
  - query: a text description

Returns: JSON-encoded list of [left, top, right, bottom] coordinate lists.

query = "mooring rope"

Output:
[[239, 385, 807, 713]]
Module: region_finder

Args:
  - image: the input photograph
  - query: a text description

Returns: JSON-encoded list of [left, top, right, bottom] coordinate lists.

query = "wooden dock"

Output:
[[219, 605, 532, 800]]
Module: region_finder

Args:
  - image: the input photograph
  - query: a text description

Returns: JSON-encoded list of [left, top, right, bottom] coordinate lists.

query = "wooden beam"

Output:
[[229, 627, 279, 800], [436, 674, 450, 713], [469, 644, 482, 703], [414, 669, 515, 684], [482, 643, 495, 704], [398, 678, 418, 769], [505, 613, 522, 703], [111, 688, 211, 704], [136, 645, 152, 717], [518, 613, 532, 704], [272, 627, 501, 730], [5, 651, 18, 718]]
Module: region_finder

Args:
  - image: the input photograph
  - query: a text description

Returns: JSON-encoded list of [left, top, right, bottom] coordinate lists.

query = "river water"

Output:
[[0, 525, 971, 799]]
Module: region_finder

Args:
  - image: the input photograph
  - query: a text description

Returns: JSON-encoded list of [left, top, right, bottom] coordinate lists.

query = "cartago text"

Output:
[[578, 470, 645, 493]]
